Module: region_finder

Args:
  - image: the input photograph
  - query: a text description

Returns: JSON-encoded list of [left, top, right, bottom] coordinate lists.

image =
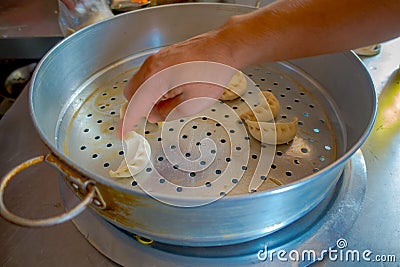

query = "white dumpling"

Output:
[[220, 71, 247, 101], [245, 117, 298, 145], [240, 91, 280, 122], [109, 131, 151, 178]]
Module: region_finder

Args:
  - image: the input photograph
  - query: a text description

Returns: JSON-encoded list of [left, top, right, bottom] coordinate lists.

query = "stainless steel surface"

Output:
[[0, 37, 399, 265], [59, 150, 367, 266], [4, 63, 37, 90], [26, 3, 375, 246], [0, 0, 398, 263], [0, 155, 97, 227], [0, 0, 63, 59]]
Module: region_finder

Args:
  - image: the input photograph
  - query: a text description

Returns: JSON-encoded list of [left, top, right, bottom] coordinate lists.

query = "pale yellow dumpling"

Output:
[[240, 91, 280, 122], [245, 117, 298, 145], [220, 71, 247, 101], [109, 131, 151, 178]]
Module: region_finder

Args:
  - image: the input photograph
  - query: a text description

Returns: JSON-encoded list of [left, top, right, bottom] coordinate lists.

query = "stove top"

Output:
[[59, 151, 366, 266], [0, 38, 399, 266]]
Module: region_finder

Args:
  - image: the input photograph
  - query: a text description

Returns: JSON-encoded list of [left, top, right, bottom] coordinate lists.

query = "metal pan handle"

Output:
[[0, 155, 96, 227]]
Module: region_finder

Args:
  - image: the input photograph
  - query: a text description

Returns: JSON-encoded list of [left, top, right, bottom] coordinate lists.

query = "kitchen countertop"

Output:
[[0, 0, 264, 59], [0, 0, 62, 59], [0, 4, 399, 266]]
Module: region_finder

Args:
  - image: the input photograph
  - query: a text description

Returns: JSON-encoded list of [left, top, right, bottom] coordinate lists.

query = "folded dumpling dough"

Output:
[[220, 71, 247, 101], [240, 91, 280, 122], [109, 131, 151, 178], [246, 117, 298, 145]]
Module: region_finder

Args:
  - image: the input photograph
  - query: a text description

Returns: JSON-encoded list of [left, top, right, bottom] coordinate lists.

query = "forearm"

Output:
[[217, 0, 400, 68]]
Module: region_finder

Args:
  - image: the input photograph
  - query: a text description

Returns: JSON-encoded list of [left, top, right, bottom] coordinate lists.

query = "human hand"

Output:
[[60, 0, 76, 10], [121, 29, 241, 134]]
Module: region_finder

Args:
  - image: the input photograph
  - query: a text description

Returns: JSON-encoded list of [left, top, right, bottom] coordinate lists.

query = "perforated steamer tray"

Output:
[[58, 49, 345, 198]]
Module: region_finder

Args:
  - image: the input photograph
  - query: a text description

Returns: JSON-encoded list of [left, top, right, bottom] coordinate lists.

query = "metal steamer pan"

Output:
[[0, 4, 376, 246]]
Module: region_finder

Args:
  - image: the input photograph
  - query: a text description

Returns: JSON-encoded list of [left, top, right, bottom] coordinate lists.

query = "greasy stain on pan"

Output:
[[57, 51, 344, 197]]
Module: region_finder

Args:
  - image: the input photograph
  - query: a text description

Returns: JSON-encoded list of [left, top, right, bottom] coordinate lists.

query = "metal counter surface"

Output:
[[0, 38, 399, 266], [0, 0, 63, 59]]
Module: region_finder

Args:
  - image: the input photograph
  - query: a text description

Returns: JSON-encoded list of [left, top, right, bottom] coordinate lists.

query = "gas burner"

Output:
[[60, 151, 366, 266]]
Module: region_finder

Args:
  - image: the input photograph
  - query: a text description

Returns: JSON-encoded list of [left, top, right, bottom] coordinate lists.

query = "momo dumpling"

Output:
[[240, 91, 280, 122], [220, 71, 247, 101], [109, 131, 151, 178], [246, 117, 298, 145]]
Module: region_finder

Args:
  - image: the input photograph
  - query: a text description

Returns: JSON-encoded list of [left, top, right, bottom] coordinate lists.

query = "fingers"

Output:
[[153, 83, 224, 122], [60, 0, 76, 10]]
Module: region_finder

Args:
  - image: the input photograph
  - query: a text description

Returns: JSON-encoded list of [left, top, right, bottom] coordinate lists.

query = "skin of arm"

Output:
[[122, 0, 400, 131]]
